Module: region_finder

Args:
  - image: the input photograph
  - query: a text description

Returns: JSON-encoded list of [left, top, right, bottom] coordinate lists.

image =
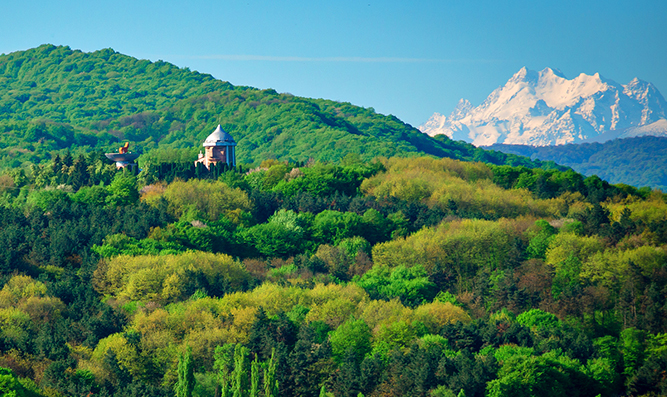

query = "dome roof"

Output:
[[203, 125, 236, 147]]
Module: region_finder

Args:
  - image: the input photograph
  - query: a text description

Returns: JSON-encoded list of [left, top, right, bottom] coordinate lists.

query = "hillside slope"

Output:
[[0, 44, 548, 169], [0, 152, 664, 397], [484, 136, 667, 190]]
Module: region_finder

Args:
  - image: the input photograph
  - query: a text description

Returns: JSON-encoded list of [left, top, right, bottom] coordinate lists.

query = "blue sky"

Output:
[[2, 0, 665, 127]]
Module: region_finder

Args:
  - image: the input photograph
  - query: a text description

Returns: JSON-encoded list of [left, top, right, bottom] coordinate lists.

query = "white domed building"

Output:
[[195, 124, 237, 169]]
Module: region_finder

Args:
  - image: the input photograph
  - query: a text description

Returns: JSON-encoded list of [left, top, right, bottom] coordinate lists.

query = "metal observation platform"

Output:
[[105, 142, 140, 169]]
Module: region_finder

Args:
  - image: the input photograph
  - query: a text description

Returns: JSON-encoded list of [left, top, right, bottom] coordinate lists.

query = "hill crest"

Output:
[[0, 45, 550, 170]]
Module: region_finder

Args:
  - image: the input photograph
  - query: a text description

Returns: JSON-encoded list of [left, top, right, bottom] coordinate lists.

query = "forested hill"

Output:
[[484, 136, 667, 191], [0, 44, 550, 169], [5, 44, 667, 397], [0, 153, 665, 397]]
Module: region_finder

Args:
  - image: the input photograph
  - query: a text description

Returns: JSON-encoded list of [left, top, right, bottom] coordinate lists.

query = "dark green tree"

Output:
[[68, 154, 90, 190]]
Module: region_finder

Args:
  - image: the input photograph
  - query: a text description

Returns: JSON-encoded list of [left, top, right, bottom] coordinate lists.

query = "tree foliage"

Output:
[[0, 48, 664, 396], [0, 45, 554, 170]]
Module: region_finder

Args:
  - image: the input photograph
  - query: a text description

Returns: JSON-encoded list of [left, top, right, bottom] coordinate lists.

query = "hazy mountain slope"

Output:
[[420, 67, 667, 146], [582, 119, 667, 143], [484, 136, 667, 190], [0, 44, 549, 169]]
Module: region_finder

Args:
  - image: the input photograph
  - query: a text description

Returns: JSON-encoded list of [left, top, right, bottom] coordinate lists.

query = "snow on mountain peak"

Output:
[[419, 67, 667, 146], [541, 67, 566, 78], [452, 99, 473, 117], [510, 67, 538, 84], [624, 77, 654, 96]]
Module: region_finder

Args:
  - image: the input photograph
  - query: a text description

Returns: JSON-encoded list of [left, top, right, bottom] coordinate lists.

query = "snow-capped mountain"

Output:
[[419, 67, 667, 146]]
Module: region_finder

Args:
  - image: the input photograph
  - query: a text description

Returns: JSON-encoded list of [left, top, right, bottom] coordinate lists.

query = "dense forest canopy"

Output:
[[0, 44, 556, 170], [484, 136, 667, 191], [0, 44, 666, 397], [0, 149, 665, 397]]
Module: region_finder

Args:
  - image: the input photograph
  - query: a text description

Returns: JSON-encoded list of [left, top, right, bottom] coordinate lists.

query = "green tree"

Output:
[[26, 188, 71, 211], [175, 346, 195, 397], [337, 236, 371, 261], [250, 356, 260, 397], [264, 348, 278, 397], [525, 220, 557, 259], [329, 318, 372, 364], [159, 179, 252, 222], [0, 366, 43, 397], [68, 154, 89, 190], [241, 209, 310, 258], [487, 353, 599, 397], [71, 184, 110, 207], [232, 344, 249, 397], [214, 344, 236, 397], [106, 172, 139, 207], [620, 327, 646, 378], [516, 309, 560, 331], [355, 264, 436, 307], [430, 386, 457, 397], [312, 210, 364, 245]]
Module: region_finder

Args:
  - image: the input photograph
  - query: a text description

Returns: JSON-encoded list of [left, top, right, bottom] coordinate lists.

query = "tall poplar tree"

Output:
[[214, 344, 235, 397], [175, 346, 195, 397], [250, 356, 260, 397], [232, 344, 249, 397], [264, 348, 278, 397]]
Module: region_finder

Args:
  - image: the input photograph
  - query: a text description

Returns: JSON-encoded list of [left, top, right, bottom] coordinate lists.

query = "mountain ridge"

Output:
[[420, 67, 667, 146]]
